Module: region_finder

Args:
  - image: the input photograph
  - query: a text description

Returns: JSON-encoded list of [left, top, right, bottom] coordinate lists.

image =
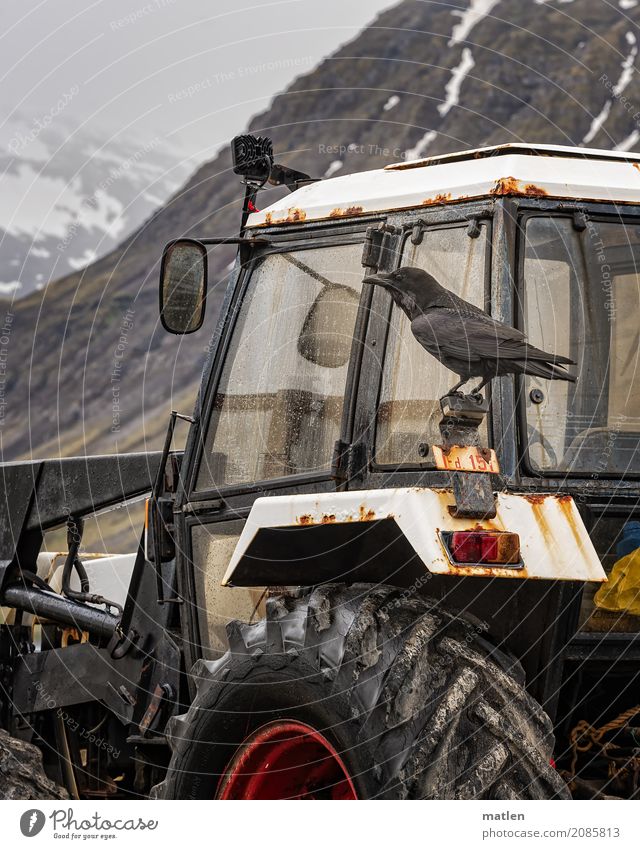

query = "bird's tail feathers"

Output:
[[523, 360, 577, 382]]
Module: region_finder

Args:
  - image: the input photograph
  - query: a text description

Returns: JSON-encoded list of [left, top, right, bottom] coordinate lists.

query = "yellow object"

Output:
[[594, 548, 640, 615]]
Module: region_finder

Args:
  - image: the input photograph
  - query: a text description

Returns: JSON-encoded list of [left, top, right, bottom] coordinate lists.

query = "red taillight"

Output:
[[447, 530, 521, 566]]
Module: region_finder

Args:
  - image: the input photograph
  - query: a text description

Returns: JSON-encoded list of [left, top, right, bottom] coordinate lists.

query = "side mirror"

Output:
[[159, 239, 207, 334]]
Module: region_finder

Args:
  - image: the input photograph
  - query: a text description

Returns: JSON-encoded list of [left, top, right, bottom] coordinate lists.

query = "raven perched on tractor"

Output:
[[364, 266, 576, 397]]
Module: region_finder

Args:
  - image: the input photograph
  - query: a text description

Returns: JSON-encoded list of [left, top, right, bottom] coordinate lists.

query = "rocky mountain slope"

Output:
[[2, 0, 640, 473]]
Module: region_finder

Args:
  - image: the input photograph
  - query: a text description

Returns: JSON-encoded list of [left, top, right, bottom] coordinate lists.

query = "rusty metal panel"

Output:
[[246, 144, 640, 227], [223, 487, 606, 584]]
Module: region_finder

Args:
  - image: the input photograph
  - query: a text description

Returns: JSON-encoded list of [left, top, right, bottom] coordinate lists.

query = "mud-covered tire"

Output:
[[0, 729, 68, 800], [154, 584, 569, 800]]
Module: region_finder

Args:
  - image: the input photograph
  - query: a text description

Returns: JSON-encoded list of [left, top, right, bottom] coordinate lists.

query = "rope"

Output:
[[567, 704, 640, 781]]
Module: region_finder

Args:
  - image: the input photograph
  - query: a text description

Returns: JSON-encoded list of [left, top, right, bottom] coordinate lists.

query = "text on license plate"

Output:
[[430, 444, 500, 473]]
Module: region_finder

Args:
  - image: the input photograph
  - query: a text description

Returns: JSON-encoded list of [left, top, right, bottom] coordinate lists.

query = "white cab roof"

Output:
[[246, 143, 640, 228]]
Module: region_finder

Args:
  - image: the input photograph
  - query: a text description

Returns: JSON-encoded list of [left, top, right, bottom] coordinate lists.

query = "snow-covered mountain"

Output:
[[3, 0, 640, 476], [0, 115, 192, 297]]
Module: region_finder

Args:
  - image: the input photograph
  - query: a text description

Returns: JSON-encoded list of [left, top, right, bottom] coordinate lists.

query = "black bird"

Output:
[[364, 266, 576, 397]]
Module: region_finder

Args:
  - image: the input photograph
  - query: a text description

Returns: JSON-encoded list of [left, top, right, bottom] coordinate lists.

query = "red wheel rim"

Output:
[[216, 720, 357, 800]]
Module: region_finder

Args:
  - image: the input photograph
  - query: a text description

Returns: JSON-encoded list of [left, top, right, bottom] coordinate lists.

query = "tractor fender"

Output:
[[222, 488, 606, 587]]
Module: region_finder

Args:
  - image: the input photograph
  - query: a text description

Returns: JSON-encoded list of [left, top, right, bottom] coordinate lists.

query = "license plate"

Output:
[[431, 444, 500, 473]]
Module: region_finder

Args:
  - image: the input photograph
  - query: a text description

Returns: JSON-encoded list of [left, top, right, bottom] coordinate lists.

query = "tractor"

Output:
[[1, 138, 639, 800]]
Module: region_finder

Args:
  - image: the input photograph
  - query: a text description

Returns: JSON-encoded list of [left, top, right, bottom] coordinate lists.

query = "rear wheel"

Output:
[[155, 584, 569, 800]]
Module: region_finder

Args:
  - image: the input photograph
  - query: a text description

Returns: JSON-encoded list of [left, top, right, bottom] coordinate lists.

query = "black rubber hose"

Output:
[[1, 585, 118, 640]]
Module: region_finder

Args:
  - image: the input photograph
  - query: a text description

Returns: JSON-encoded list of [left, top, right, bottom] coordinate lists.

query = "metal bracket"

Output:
[[438, 393, 497, 519], [361, 223, 399, 271], [331, 439, 367, 484]]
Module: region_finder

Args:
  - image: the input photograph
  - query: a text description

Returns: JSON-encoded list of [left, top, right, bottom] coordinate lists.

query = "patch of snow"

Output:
[[323, 160, 344, 178], [449, 0, 500, 46], [404, 130, 437, 161], [30, 246, 51, 258], [582, 32, 638, 144], [582, 102, 612, 145], [0, 163, 125, 243], [615, 129, 640, 151], [438, 48, 475, 117], [68, 249, 97, 271], [142, 192, 164, 205], [620, 0, 638, 10], [383, 95, 400, 111], [614, 32, 638, 96], [0, 281, 21, 295]]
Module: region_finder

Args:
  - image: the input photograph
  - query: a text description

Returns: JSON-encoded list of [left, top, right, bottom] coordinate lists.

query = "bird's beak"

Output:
[[363, 272, 395, 289]]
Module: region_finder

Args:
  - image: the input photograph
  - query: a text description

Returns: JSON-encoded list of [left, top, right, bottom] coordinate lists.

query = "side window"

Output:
[[522, 215, 640, 474], [375, 224, 489, 465], [196, 243, 364, 489]]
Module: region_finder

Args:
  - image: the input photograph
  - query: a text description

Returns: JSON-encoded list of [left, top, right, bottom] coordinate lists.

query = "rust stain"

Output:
[[490, 176, 548, 198], [286, 207, 306, 222], [422, 192, 452, 206], [633, 162, 640, 172], [445, 564, 528, 579], [524, 183, 548, 197], [490, 176, 521, 196], [321, 513, 336, 524], [297, 514, 313, 525], [328, 205, 364, 218], [263, 208, 306, 225], [522, 493, 549, 504], [358, 505, 376, 522]]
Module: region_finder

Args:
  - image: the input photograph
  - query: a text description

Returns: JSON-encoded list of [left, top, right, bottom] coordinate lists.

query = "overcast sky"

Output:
[[1, 0, 394, 167]]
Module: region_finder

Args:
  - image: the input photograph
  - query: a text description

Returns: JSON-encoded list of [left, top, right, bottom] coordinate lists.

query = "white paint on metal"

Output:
[[48, 552, 136, 609], [246, 144, 640, 227], [223, 488, 606, 584]]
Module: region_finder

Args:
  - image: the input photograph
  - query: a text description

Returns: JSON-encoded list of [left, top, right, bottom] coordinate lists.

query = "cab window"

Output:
[[375, 223, 489, 466], [522, 215, 640, 474], [196, 243, 364, 489]]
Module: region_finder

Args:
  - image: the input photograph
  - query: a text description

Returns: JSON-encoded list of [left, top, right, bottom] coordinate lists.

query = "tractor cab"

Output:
[[152, 141, 640, 799]]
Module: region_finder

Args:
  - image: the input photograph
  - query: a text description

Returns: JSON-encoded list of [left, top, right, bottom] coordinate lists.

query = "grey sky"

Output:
[[2, 0, 395, 168]]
